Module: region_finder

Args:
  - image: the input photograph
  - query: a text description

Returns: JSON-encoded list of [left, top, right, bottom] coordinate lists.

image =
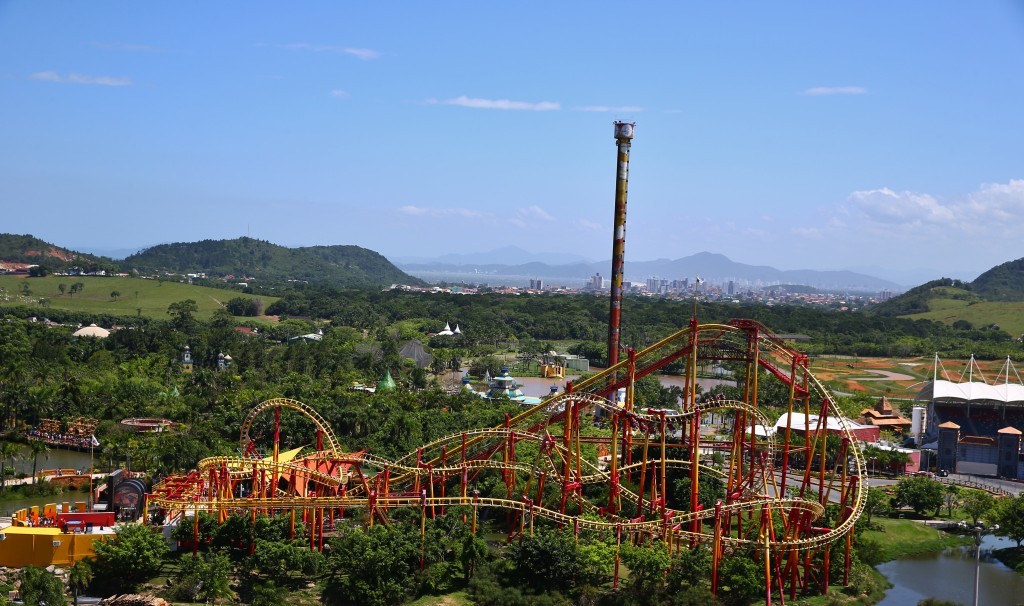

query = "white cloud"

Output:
[[273, 43, 380, 59], [578, 219, 601, 231], [398, 205, 490, 219], [574, 105, 645, 113], [343, 48, 380, 60], [426, 96, 560, 111], [30, 71, 132, 86], [330, 89, 350, 99], [847, 187, 955, 226], [516, 205, 554, 221], [802, 86, 868, 96], [507, 205, 555, 228], [838, 179, 1024, 239]]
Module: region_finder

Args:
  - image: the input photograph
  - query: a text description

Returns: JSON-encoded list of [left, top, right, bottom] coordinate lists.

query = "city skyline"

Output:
[[2, 2, 1022, 284]]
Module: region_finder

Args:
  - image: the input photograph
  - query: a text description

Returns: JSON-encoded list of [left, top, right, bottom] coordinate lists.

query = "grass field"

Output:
[[902, 299, 1024, 338], [861, 518, 969, 562], [0, 274, 277, 321]]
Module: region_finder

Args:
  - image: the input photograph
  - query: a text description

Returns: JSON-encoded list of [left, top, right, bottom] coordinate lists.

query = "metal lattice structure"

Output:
[[149, 318, 866, 603]]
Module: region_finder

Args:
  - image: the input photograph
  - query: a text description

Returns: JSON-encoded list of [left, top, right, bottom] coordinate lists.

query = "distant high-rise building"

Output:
[[728, 280, 735, 295], [589, 273, 606, 290], [879, 289, 892, 301]]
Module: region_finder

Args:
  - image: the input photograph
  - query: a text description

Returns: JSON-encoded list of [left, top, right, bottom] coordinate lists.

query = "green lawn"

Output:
[[0, 275, 277, 321], [861, 518, 970, 562], [902, 298, 1024, 337]]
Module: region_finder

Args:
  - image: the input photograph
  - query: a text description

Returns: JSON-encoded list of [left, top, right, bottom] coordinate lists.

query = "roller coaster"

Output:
[[149, 317, 866, 603]]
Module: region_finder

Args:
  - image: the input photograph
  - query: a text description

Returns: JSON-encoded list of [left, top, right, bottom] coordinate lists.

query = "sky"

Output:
[[2, 2, 1023, 285]]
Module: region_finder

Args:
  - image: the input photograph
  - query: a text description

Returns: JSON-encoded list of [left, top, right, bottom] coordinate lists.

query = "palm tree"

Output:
[[0, 441, 19, 490], [28, 439, 49, 484], [68, 559, 94, 606]]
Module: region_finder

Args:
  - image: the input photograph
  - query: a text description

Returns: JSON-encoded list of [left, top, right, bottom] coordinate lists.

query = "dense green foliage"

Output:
[[892, 476, 946, 516], [264, 287, 1022, 360], [91, 524, 170, 592], [123, 237, 422, 287], [972, 257, 1024, 301], [19, 566, 68, 606]]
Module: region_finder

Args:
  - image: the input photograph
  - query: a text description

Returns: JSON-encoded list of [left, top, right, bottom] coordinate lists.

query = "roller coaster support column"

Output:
[[613, 523, 623, 590], [762, 506, 773, 606], [193, 500, 200, 556], [688, 315, 701, 538], [623, 348, 637, 479], [637, 417, 650, 516], [608, 411, 620, 514], [712, 500, 722, 594], [560, 399, 576, 515], [420, 489, 427, 570], [659, 410, 668, 518], [273, 405, 281, 495], [440, 446, 447, 516], [472, 490, 480, 535], [368, 490, 376, 528], [606, 121, 634, 368]]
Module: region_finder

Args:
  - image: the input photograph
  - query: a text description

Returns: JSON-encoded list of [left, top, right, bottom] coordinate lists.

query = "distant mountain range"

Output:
[[397, 250, 905, 292], [392, 245, 593, 266]]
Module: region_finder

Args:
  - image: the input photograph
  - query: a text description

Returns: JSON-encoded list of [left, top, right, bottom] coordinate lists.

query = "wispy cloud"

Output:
[[398, 205, 491, 219], [802, 86, 868, 96], [574, 105, 645, 113], [578, 219, 601, 231], [509, 205, 555, 228], [271, 43, 380, 60], [30, 71, 132, 86], [426, 96, 560, 111], [330, 89, 350, 99], [93, 42, 166, 53]]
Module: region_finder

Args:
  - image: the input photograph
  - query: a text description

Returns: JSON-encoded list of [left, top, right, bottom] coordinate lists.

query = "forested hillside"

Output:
[[868, 278, 977, 317], [971, 257, 1024, 301], [0, 233, 114, 272], [123, 237, 422, 288]]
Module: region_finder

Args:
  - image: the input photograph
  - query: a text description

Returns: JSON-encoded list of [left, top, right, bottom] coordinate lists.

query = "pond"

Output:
[[877, 534, 1024, 605], [9, 444, 94, 476]]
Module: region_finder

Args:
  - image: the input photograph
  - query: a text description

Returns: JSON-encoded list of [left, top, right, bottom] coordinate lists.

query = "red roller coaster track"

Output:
[[149, 317, 866, 604]]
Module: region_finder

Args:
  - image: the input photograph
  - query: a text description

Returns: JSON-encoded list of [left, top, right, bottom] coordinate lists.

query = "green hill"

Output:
[[971, 258, 1024, 301], [868, 261, 1024, 337], [122, 237, 423, 288], [0, 233, 115, 272]]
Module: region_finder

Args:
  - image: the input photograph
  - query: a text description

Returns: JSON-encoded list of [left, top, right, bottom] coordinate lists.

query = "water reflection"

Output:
[[877, 534, 1024, 606], [9, 445, 93, 476]]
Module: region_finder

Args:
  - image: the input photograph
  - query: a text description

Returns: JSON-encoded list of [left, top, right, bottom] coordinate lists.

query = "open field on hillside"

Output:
[[0, 274, 277, 320], [902, 299, 1024, 338], [810, 354, 1017, 402]]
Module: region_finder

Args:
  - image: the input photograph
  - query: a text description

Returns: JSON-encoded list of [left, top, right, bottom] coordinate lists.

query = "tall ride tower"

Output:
[[607, 121, 634, 367]]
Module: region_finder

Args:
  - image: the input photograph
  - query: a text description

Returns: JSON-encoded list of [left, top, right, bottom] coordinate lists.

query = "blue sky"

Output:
[[2, 2, 1023, 284]]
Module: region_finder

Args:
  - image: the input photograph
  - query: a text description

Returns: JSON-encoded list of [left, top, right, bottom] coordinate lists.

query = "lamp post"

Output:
[[959, 520, 999, 606]]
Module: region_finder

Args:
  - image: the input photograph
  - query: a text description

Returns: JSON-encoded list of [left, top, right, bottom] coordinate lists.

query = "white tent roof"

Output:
[[72, 323, 110, 338], [915, 379, 1024, 405], [774, 412, 871, 433]]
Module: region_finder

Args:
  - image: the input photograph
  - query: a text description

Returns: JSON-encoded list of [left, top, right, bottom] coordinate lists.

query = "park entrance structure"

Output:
[[149, 318, 866, 604]]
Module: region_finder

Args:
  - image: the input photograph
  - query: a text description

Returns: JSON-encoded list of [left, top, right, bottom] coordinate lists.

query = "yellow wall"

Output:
[[0, 527, 108, 568]]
